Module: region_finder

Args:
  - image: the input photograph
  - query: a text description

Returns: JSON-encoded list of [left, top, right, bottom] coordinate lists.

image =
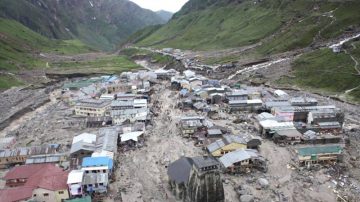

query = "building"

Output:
[[2, 164, 69, 202], [207, 135, 247, 157], [219, 149, 266, 173], [272, 105, 338, 122], [85, 116, 112, 128], [229, 99, 263, 112], [25, 153, 67, 165], [257, 119, 295, 137], [273, 90, 289, 98], [0, 144, 60, 168], [120, 131, 145, 148], [75, 99, 111, 117], [111, 108, 149, 125], [272, 129, 303, 144], [95, 128, 118, 154], [296, 145, 343, 166], [180, 116, 206, 138], [67, 170, 85, 197], [290, 97, 318, 107], [168, 156, 224, 202], [225, 90, 248, 102], [70, 133, 97, 168], [81, 157, 113, 174], [81, 157, 113, 193], [107, 83, 131, 94]]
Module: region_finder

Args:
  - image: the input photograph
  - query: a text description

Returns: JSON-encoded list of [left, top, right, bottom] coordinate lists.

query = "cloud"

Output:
[[130, 0, 189, 13]]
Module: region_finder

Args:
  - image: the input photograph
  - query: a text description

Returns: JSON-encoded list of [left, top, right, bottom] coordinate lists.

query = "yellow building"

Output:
[[207, 135, 247, 157], [32, 188, 69, 202], [75, 99, 111, 117]]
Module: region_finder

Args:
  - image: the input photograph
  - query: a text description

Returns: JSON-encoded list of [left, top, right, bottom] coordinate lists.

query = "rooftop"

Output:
[[219, 149, 260, 168], [82, 157, 113, 169], [75, 99, 111, 108], [191, 156, 219, 170], [297, 145, 343, 156]]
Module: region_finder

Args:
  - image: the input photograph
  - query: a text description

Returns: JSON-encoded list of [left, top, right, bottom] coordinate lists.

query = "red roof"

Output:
[[2, 163, 68, 191], [25, 169, 69, 191], [0, 186, 33, 202], [3, 164, 52, 180]]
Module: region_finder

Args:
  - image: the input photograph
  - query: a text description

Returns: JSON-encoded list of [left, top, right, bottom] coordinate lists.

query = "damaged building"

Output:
[[219, 149, 267, 173]]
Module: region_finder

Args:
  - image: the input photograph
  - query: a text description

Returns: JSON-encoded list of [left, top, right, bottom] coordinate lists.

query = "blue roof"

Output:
[[180, 89, 189, 95], [82, 157, 113, 169]]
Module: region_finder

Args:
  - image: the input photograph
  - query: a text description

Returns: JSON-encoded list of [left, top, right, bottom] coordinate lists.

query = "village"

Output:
[[0, 50, 359, 202]]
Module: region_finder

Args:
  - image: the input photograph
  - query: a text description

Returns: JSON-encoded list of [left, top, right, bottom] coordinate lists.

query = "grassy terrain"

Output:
[[134, 0, 360, 54], [277, 41, 360, 102], [137, 1, 283, 50], [0, 18, 139, 90], [121, 48, 174, 65], [49, 55, 140, 74], [0, 18, 93, 71], [0, 74, 23, 90]]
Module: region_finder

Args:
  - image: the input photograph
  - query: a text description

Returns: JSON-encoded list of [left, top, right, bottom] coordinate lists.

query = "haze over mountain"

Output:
[[156, 10, 173, 22]]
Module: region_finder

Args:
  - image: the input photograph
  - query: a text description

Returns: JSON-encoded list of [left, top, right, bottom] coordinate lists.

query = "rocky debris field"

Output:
[[1, 54, 360, 201]]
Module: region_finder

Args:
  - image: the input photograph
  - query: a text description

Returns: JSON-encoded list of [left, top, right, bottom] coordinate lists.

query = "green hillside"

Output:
[[278, 41, 360, 102], [0, 18, 93, 72], [135, 0, 360, 52]]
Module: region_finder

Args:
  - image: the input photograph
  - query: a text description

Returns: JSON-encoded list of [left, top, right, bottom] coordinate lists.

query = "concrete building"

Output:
[[67, 170, 85, 197], [70, 133, 97, 168], [296, 145, 343, 167], [75, 99, 111, 117]]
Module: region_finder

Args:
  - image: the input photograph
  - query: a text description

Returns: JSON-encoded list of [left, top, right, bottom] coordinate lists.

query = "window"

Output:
[[58, 191, 64, 194], [43, 193, 49, 197], [33, 194, 37, 197]]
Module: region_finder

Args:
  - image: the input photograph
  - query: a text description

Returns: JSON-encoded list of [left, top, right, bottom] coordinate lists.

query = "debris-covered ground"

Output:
[[0, 56, 360, 202]]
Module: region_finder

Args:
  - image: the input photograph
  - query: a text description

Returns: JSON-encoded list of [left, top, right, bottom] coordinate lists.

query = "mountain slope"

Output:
[[135, 0, 360, 52], [0, 0, 166, 50], [0, 18, 93, 71]]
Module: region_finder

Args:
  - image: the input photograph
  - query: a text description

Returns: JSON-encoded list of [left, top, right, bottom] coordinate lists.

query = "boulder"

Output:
[[240, 194, 254, 202], [257, 178, 269, 189]]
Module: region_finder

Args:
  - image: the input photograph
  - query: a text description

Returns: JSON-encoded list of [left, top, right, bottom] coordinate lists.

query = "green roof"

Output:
[[65, 196, 91, 202], [297, 145, 342, 156], [63, 79, 99, 89]]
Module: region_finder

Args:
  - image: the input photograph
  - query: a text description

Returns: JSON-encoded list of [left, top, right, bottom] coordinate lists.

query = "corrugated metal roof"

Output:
[[96, 128, 118, 153], [72, 133, 97, 144], [70, 141, 96, 154], [25, 153, 66, 164], [219, 149, 259, 168]]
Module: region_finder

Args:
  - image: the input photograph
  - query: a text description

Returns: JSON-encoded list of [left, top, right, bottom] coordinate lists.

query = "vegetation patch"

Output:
[[49, 55, 140, 74], [277, 42, 360, 103], [0, 74, 23, 89]]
